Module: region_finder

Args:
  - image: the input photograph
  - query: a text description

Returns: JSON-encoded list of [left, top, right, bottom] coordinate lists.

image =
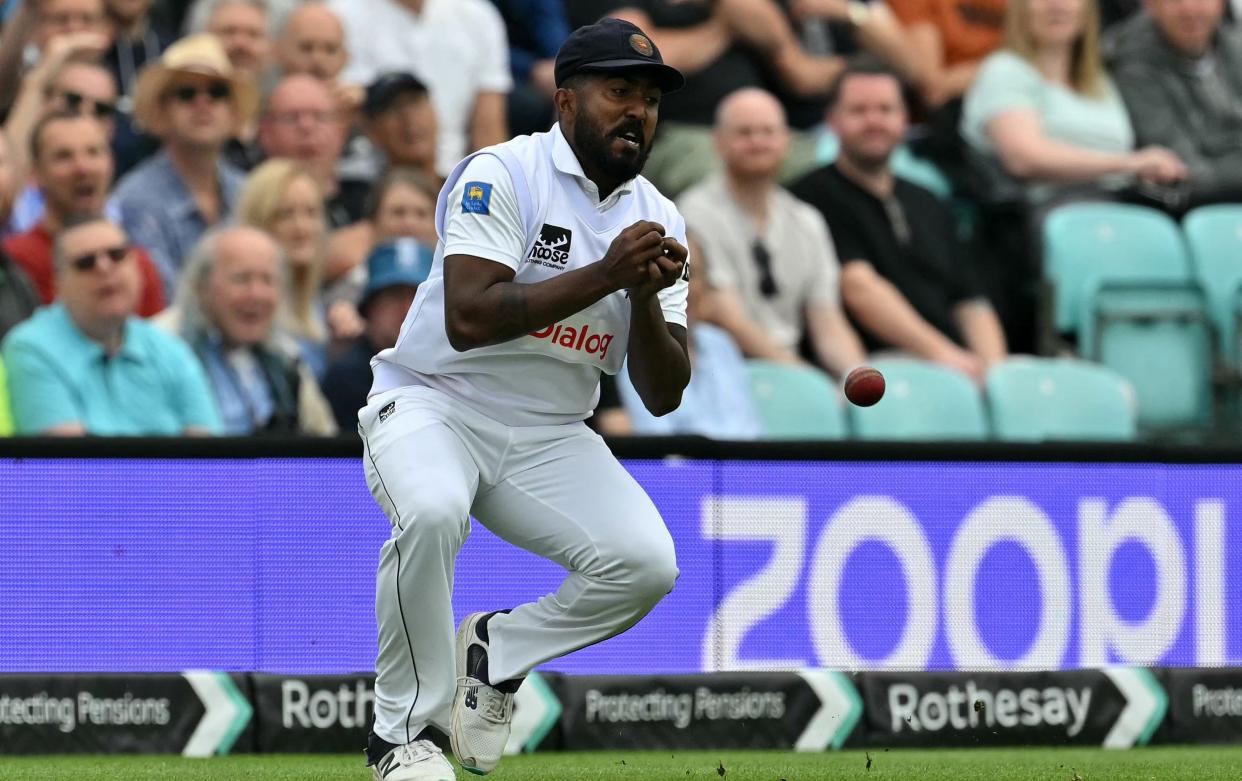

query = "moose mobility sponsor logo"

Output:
[[529, 322, 614, 360], [528, 224, 572, 269]]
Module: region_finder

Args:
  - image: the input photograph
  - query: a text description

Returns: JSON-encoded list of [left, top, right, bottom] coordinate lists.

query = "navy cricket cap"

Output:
[[555, 18, 685, 93]]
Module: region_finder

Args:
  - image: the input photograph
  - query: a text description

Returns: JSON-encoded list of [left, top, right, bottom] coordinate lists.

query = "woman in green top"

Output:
[[961, 0, 1187, 204]]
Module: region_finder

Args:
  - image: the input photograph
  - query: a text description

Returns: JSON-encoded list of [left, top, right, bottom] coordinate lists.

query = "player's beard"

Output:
[[574, 111, 652, 183]]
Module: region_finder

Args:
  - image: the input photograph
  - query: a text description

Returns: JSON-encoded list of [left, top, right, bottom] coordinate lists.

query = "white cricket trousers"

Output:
[[359, 385, 678, 746]]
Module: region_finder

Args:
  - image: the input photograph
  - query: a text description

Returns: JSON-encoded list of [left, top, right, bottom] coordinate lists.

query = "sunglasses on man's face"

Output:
[[69, 246, 129, 272], [169, 82, 231, 104], [58, 90, 116, 120]]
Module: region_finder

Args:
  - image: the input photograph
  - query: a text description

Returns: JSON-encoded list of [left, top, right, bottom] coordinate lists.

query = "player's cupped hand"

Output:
[[602, 220, 668, 293], [630, 237, 686, 301]]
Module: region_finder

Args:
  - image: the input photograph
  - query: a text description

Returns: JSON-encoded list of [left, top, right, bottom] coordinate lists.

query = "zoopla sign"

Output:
[[1, 457, 1239, 676], [692, 462, 1241, 673]]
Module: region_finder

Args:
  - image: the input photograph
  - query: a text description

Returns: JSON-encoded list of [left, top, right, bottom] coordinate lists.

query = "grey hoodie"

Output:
[[1106, 13, 1242, 199]]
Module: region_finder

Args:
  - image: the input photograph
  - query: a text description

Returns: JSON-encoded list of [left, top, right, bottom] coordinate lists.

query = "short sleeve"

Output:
[[472, 2, 515, 93], [803, 209, 842, 307], [961, 52, 1044, 151], [164, 335, 221, 434], [657, 213, 690, 328], [677, 190, 739, 292], [2, 337, 80, 434], [442, 154, 528, 270]]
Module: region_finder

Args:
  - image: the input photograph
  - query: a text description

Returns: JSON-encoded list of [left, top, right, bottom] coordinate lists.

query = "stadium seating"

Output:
[[985, 358, 1137, 441], [745, 360, 849, 440], [1043, 203, 1213, 428], [1183, 205, 1242, 367], [847, 358, 987, 440]]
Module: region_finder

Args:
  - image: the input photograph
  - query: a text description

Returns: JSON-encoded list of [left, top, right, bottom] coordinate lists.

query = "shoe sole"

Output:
[[451, 612, 489, 775]]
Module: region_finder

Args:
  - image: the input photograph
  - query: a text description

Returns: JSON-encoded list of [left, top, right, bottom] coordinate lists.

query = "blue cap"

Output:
[[360, 239, 433, 312]]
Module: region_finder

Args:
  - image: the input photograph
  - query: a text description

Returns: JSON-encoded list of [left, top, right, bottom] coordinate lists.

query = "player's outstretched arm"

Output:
[[626, 237, 691, 417], [444, 221, 675, 351]]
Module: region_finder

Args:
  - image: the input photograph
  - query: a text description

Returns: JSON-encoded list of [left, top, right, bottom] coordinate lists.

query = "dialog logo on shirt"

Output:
[[461, 181, 492, 215], [530, 322, 613, 359], [527, 224, 573, 269]]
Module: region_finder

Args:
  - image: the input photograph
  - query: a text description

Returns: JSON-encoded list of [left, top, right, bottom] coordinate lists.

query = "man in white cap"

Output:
[[113, 33, 259, 299], [359, 16, 689, 781]]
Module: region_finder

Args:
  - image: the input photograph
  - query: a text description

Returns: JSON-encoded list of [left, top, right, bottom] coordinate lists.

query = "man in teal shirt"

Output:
[[2, 215, 220, 436]]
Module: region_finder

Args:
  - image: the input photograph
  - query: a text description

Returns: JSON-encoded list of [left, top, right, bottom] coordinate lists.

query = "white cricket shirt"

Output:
[[370, 125, 689, 426]]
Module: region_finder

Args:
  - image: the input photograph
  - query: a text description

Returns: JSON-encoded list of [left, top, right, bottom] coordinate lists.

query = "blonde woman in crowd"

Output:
[[961, 0, 1186, 204], [235, 157, 331, 377]]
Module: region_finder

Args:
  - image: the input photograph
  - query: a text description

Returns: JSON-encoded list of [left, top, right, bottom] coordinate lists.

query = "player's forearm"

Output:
[[445, 257, 617, 350], [625, 296, 690, 417]]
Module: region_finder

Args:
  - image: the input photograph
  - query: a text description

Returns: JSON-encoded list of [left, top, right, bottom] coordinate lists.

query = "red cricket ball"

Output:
[[844, 366, 886, 407]]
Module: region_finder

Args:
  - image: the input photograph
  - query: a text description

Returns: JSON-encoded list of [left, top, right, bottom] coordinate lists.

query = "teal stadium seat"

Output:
[[1183, 205, 1242, 366], [847, 358, 988, 440], [1043, 203, 1212, 428], [985, 358, 1137, 441], [744, 360, 849, 440]]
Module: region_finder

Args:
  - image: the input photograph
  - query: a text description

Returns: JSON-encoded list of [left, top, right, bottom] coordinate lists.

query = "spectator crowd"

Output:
[[0, 0, 1237, 439]]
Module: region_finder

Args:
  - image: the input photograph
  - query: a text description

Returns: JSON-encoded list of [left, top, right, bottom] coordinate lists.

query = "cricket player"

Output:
[[359, 18, 690, 781]]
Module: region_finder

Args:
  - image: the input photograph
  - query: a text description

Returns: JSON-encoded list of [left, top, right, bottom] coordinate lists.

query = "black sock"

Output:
[[475, 611, 523, 693], [365, 730, 400, 766]]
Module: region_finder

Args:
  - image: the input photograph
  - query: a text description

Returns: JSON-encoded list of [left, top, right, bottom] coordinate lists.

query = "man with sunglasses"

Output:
[[1, 214, 219, 436], [114, 34, 258, 300], [4, 58, 120, 234], [679, 87, 866, 379], [3, 111, 166, 317]]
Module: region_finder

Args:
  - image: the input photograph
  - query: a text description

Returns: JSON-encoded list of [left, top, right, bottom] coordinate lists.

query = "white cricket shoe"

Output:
[[370, 740, 456, 781], [450, 612, 521, 775]]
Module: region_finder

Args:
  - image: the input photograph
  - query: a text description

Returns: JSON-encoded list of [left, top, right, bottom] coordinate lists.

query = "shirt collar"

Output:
[[153, 149, 224, 220], [52, 303, 144, 363], [550, 123, 635, 209]]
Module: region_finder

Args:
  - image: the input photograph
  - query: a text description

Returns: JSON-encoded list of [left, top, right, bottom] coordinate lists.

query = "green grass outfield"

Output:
[[4, 747, 1242, 781]]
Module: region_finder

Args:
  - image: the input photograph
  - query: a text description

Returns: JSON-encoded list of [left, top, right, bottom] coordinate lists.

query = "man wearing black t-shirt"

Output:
[[790, 61, 1006, 383]]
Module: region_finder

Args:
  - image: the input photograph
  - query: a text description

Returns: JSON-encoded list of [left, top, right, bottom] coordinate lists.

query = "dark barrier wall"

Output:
[[2, 438, 1241, 675]]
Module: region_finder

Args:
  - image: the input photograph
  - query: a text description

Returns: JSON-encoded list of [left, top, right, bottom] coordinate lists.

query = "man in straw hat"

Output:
[[113, 33, 258, 299]]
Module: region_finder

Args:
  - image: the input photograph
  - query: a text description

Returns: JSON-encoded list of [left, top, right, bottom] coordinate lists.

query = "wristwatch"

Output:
[[847, 1, 873, 26]]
